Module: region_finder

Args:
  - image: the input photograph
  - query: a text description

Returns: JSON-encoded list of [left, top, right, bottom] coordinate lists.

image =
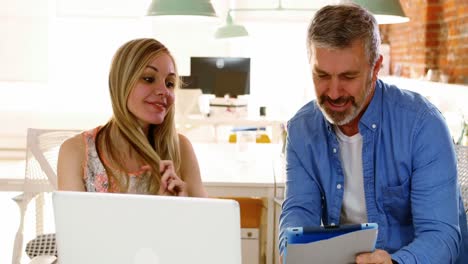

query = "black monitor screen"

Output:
[[190, 57, 250, 98], [180, 75, 199, 89]]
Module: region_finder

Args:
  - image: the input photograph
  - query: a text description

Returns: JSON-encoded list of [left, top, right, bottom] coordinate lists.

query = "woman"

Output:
[[57, 38, 207, 197]]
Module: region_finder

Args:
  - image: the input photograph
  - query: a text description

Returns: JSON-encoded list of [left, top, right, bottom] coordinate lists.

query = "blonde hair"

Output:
[[97, 38, 181, 194]]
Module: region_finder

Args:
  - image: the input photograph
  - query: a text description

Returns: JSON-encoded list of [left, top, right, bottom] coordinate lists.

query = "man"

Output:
[[279, 4, 468, 264]]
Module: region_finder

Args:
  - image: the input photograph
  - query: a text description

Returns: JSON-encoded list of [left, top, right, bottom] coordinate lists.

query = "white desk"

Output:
[[0, 179, 284, 264], [0, 179, 285, 264], [0, 143, 286, 264]]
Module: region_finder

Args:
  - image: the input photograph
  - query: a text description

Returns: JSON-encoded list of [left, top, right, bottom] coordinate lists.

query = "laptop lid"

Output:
[[53, 191, 242, 264]]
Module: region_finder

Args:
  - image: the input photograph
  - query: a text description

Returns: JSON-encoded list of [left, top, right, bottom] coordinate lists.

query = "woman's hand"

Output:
[[157, 160, 188, 196]]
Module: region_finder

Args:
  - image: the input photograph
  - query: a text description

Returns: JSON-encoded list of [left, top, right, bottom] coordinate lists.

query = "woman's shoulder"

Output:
[[178, 133, 190, 145], [177, 133, 195, 152], [60, 133, 85, 157], [61, 127, 100, 150], [177, 133, 197, 161]]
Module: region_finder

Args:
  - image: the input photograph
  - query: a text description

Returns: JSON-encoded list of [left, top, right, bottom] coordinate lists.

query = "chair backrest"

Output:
[[23, 128, 81, 194], [455, 144, 468, 212], [12, 128, 81, 264]]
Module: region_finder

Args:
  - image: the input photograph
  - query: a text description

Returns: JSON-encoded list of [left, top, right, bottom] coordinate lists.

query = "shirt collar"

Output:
[[323, 79, 383, 133]]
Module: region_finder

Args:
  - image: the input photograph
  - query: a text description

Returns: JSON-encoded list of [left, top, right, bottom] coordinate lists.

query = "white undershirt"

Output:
[[335, 127, 368, 224]]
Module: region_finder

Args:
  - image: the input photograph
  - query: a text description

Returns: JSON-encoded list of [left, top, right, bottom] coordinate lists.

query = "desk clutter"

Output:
[[209, 96, 248, 118], [229, 127, 272, 144]]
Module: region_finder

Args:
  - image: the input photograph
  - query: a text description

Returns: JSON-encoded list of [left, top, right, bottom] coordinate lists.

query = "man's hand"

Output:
[[157, 160, 188, 196], [356, 249, 394, 264]]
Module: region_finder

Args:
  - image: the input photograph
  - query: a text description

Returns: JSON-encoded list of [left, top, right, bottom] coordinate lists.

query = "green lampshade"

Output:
[[353, 0, 409, 24], [215, 13, 248, 39], [147, 0, 217, 17], [215, 24, 249, 39]]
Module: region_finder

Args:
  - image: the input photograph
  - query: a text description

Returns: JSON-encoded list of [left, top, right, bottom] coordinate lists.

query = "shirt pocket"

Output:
[[382, 177, 412, 224]]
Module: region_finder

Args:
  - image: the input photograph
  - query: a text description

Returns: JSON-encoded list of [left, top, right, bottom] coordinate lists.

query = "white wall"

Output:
[[0, 0, 318, 124], [0, 0, 325, 155], [2, 0, 467, 159], [0, 0, 49, 82]]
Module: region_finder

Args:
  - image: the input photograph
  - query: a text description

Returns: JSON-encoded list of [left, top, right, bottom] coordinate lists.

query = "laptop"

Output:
[[53, 191, 242, 264]]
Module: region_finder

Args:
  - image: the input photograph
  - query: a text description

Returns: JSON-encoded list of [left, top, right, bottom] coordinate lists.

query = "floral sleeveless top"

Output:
[[82, 127, 152, 194]]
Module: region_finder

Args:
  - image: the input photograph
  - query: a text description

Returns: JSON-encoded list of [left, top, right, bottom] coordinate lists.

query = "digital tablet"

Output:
[[286, 223, 378, 244], [284, 223, 379, 264]]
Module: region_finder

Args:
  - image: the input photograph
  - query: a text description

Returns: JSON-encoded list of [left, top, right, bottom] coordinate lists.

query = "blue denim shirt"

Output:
[[279, 80, 468, 263]]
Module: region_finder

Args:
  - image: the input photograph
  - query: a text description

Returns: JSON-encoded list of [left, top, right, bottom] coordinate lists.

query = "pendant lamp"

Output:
[[212, 0, 409, 39], [352, 0, 409, 24], [215, 13, 249, 39], [147, 0, 217, 17]]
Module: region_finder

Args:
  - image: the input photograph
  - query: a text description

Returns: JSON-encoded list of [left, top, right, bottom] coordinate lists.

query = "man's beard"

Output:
[[318, 77, 373, 126]]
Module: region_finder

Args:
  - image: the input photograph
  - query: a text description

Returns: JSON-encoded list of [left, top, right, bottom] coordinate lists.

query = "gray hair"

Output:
[[307, 4, 381, 66]]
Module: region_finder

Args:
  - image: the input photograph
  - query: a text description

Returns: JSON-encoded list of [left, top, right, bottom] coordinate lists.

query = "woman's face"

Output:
[[127, 53, 176, 131]]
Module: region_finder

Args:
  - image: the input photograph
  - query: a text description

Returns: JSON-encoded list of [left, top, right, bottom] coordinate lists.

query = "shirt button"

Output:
[[333, 148, 337, 153], [336, 184, 342, 189], [372, 124, 377, 129]]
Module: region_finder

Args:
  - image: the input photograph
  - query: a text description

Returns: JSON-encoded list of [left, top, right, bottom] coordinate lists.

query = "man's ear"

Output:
[[372, 54, 384, 80]]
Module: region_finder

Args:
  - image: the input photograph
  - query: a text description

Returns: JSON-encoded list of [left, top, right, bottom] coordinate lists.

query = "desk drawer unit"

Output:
[[241, 228, 259, 264]]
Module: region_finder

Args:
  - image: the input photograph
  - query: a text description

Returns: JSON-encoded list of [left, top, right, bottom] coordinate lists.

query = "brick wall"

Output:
[[381, 0, 468, 84]]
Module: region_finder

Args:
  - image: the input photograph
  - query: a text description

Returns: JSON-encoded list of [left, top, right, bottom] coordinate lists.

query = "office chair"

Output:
[[12, 128, 80, 264], [455, 144, 468, 216]]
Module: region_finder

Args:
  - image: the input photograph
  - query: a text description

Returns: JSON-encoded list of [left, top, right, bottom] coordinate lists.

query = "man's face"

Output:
[[310, 39, 378, 126]]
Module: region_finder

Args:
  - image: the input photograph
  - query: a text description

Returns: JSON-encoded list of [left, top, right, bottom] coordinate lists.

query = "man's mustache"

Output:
[[319, 96, 355, 106]]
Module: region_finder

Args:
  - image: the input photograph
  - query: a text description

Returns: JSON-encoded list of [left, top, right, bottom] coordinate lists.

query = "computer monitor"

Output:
[[180, 75, 199, 89], [190, 57, 250, 98]]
